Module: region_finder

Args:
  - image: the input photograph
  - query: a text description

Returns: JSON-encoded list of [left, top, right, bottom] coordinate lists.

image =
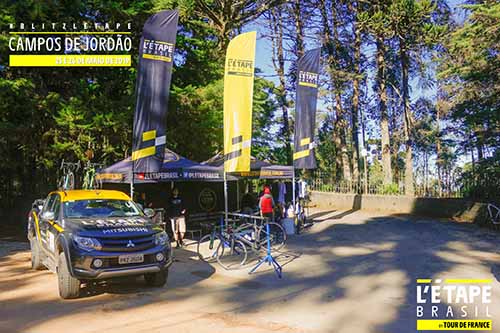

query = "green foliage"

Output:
[[458, 155, 500, 203], [380, 183, 399, 195], [0, 0, 280, 210], [316, 114, 337, 174], [439, 2, 500, 149], [368, 160, 384, 188], [251, 77, 278, 161], [166, 81, 223, 161], [437, 2, 499, 201], [0, 0, 497, 211]]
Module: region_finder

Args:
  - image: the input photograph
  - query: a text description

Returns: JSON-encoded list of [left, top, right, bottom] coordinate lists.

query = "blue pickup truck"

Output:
[[27, 189, 172, 299]]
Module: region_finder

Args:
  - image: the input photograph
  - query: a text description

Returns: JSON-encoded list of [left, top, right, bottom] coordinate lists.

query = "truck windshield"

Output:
[[63, 199, 142, 218]]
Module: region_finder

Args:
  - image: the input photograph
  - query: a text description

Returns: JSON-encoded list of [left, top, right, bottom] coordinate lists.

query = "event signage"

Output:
[[415, 278, 493, 331], [293, 48, 321, 169], [8, 22, 133, 67], [223, 31, 256, 173], [198, 188, 218, 212], [132, 10, 178, 173]]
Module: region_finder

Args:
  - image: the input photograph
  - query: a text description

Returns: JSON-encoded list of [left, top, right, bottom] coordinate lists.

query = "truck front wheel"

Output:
[[144, 269, 168, 287], [30, 238, 45, 270], [57, 251, 80, 299]]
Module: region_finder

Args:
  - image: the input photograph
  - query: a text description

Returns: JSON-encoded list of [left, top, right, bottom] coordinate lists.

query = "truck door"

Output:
[[39, 193, 58, 254]]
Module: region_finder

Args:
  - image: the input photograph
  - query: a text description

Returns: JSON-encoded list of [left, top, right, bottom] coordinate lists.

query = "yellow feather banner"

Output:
[[223, 31, 256, 172]]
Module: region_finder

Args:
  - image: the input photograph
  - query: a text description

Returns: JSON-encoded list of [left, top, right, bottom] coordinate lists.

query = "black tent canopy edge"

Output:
[[97, 149, 293, 183]]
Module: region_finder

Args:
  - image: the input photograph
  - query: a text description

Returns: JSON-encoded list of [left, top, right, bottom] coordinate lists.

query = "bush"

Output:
[[379, 183, 400, 195]]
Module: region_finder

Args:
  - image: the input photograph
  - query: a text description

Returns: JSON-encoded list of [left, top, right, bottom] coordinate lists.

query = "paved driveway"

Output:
[[1, 210, 499, 332]]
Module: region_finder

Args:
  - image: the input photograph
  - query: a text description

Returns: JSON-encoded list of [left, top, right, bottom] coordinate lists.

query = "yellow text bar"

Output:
[[417, 320, 492, 331], [445, 279, 492, 284], [9, 54, 131, 67], [9, 31, 131, 35]]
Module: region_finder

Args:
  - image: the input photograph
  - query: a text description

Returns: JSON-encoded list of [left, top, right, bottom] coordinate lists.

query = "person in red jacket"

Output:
[[259, 186, 275, 221]]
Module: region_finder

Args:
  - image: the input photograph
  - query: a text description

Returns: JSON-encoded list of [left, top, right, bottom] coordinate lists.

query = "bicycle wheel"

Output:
[[82, 174, 89, 190], [64, 172, 75, 190], [216, 238, 247, 270], [296, 212, 306, 234], [92, 174, 101, 189], [94, 178, 100, 189], [58, 176, 65, 189], [259, 222, 287, 251], [197, 234, 222, 262]]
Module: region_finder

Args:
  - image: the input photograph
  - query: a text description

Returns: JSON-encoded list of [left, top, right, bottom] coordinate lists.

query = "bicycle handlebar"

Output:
[[83, 161, 104, 170], [226, 212, 266, 221], [60, 159, 81, 171]]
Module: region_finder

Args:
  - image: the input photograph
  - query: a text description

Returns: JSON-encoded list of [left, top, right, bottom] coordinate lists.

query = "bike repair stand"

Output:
[[248, 223, 282, 278]]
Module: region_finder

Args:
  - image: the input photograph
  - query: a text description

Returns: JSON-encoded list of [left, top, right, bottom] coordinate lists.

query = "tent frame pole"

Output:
[[236, 179, 240, 211], [224, 171, 228, 225], [292, 168, 296, 216], [130, 169, 134, 199]]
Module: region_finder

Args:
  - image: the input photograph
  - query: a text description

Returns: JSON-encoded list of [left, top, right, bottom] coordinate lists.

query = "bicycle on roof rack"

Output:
[[82, 161, 103, 190], [58, 160, 81, 190]]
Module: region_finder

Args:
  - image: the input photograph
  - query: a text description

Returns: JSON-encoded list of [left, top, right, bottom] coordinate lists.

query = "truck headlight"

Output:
[[73, 235, 102, 251], [154, 231, 169, 246]]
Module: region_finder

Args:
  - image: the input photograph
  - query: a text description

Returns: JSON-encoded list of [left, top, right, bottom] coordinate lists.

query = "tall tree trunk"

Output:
[[390, 96, 400, 182], [350, 1, 361, 188], [332, 2, 351, 182], [399, 37, 414, 195], [336, 99, 352, 182], [291, 0, 307, 178], [333, 111, 343, 180], [360, 96, 369, 194], [377, 37, 392, 185], [269, 8, 292, 164], [470, 141, 475, 173], [436, 140, 442, 197], [293, 0, 304, 59], [319, 0, 342, 180], [475, 129, 484, 160], [424, 150, 429, 196], [436, 99, 442, 197]]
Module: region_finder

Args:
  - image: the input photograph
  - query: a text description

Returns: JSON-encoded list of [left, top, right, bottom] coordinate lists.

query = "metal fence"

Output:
[[310, 171, 465, 198]]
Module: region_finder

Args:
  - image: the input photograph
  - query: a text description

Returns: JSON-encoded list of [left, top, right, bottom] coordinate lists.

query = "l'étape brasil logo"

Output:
[[226, 58, 254, 77], [416, 278, 493, 331], [142, 39, 174, 63], [298, 70, 319, 88]]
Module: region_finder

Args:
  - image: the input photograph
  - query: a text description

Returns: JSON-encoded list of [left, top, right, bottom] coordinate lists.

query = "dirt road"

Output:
[[1, 210, 499, 333]]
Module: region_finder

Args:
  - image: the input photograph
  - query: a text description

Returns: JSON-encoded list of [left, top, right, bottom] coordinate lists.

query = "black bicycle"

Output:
[[295, 197, 309, 234]]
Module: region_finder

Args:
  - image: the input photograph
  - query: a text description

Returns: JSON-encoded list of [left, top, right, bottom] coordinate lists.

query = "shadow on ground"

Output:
[[0, 246, 217, 331], [0, 210, 498, 333], [209, 210, 499, 332]]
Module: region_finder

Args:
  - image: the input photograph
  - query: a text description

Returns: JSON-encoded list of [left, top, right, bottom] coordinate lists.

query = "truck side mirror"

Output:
[[41, 211, 55, 221]]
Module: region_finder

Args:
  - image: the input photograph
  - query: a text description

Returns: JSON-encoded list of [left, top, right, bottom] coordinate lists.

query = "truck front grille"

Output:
[[98, 234, 156, 252]]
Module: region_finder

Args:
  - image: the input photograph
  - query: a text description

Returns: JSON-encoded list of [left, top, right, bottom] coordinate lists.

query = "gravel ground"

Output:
[[0, 210, 499, 333]]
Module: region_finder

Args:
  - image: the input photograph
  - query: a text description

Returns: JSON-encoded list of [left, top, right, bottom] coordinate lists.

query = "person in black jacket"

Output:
[[169, 188, 186, 248]]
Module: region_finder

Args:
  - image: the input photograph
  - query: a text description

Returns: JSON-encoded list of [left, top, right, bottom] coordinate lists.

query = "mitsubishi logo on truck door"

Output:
[[126, 240, 135, 248]]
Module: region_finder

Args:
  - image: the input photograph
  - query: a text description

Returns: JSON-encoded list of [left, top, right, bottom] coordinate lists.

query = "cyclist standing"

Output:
[[259, 186, 275, 222]]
